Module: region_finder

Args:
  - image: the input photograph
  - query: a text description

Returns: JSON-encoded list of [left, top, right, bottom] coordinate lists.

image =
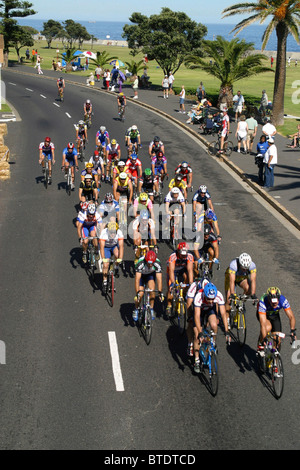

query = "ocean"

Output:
[[17, 18, 300, 53]]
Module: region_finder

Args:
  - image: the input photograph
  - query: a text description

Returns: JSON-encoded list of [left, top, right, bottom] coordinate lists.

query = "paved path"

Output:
[[2, 64, 300, 228]]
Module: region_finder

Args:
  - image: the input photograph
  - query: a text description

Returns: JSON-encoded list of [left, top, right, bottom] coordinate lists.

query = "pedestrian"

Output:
[[26, 48, 30, 60], [263, 138, 277, 188], [196, 83, 205, 103], [95, 66, 102, 82], [235, 115, 248, 153], [36, 55, 43, 74], [232, 90, 245, 122], [295, 59, 298, 67], [179, 85, 186, 113], [270, 56, 274, 68], [168, 71, 175, 95], [105, 69, 110, 90], [259, 89, 269, 119], [132, 74, 139, 99], [262, 117, 277, 140], [162, 75, 169, 99], [287, 56, 291, 67], [86, 72, 94, 86], [255, 135, 269, 185], [245, 114, 258, 153]]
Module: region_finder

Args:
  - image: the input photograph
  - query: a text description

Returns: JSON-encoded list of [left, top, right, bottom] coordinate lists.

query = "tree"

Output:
[[0, 0, 36, 54], [124, 59, 144, 76], [63, 19, 91, 49], [10, 25, 35, 62], [41, 19, 63, 48], [90, 50, 116, 68], [58, 46, 78, 72], [222, 1, 300, 126], [186, 36, 272, 107], [122, 7, 207, 75]]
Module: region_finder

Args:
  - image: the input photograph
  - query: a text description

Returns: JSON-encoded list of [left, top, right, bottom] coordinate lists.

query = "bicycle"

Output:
[[103, 257, 119, 307], [207, 132, 234, 157], [118, 105, 125, 122], [228, 294, 254, 347], [136, 288, 160, 345], [58, 87, 64, 102], [119, 195, 128, 237], [64, 166, 72, 196], [198, 327, 219, 397], [78, 137, 85, 162], [84, 112, 92, 129], [197, 258, 220, 284], [82, 236, 99, 282], [154, 173, 168, 205], [256, 331, 286, 399], [169, 213, 183, 250], [43, 160, 50, 189], [170, 281, 189, 336]]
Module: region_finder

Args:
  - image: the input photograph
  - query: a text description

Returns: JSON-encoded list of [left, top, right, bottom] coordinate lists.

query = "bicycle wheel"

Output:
[[272, 354, 284, 399], [176, 301, 187, 336], [209, 350, 219, 397], [143, 306, 152, 345], [44, 164, 49, 189], [207, 141, 219, 156], [224, 140, 234, 157], [106, 271, 114, 307], [67, 171, 72, 196], [237, 310, 246, 347]]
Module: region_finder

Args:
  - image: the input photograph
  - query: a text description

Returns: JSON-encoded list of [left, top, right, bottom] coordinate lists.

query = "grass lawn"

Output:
[[7, 39, 300, 136]]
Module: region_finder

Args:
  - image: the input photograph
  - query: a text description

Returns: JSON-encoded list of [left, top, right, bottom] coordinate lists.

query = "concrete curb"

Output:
[[5, 68, 300, 231]]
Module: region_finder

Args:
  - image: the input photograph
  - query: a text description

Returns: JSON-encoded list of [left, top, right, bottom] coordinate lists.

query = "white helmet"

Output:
[[131, 125, 137, 130], [199, 185, 207, 193], [171, 187, 180, 194], [100, 126, 106, 132], [87, 203, 96, 215], [238, 253, 252, 269], [119, 172, 127, 180], [79, 120, 84, 125]]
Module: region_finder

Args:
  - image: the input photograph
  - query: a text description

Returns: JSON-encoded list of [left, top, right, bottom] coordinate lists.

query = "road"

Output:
[[1, 70, 300, 451]]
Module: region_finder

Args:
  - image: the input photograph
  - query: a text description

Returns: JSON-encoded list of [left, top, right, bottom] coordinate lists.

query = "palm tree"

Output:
[[222, 1, 300, 126], [58, 46, 78, 72], [90, 51, 116, 69], [186, 36, 272, 107], [124, 59, 145, 76]]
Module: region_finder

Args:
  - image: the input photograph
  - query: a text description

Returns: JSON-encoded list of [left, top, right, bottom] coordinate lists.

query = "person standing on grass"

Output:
[[168, 72, 175, 95], [162, 75, 169, 99], [232, 90, 245, 122], [179, 85, 186, 113], [132, 74, 139, 100]]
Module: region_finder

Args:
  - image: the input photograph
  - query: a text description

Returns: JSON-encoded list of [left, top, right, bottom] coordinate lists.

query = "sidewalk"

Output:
[[3, 64, 300, 229]]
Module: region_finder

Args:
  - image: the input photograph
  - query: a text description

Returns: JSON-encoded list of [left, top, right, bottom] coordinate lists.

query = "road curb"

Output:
[[5, 68, 300, 231]]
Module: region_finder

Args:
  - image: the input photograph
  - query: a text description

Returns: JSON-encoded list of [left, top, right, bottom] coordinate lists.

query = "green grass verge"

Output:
[[7, 39, 300, 135]]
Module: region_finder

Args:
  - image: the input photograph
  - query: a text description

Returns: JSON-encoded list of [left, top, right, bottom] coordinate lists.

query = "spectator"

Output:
[[105, 69, 110, 90], [262, 117, 276, 140], [132, 74, 139, 99], [179, 85, 186, 113], [26, 48, 30, 60], [219, 87, 228, 112], [162, 75, 169, 99], [256, 135, 269, 185], [270, 56, 274, 68], [168, 71, 175, 95], [86, 72, 94, 86], [233, 90, 245, 122], [246, 114, 258, 153], [263, 138, 277, 189], [95, 66, 102, 82], [259, 89, 269, 119], [196, 83, 205, 103], [52, 59, 57, 71], [287, 123, 300, 148], [235, 115, 248, 154], [56, 60, 63, 71]]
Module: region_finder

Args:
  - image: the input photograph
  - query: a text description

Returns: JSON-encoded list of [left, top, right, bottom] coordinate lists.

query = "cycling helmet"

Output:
[[93, 150, 99, 158], [105, 192, 113, 203], [181, 162, 188, 168], [199, 185, 207, 193], [140, 209, 149, 220], [204, 224, 212, 235], [203, 282, 218, 300], [144, 168, 152, 176], [177, 241, 188, 257], [153, 136, 160, 142], [131, 125, 137, 130], [171, 187, 180, 194], [267, 287, 281, 303], [130, 153, 138, 160], [118, 92, 124, 97], [157, 151, 164, 157], [238, 253, 252, 269], [87, 202, 96, 215], [111, 139, 117, 145], [100, 126, 106, 132], [107, 221, 118, 232], [139, 192, 148, 202], [79, 120, 84, 125], [205, 209, 215, 220], [80, 201, 89, 211], [175, 174, 182, 181], [117, 160, 125, 167], [86, 99, 91, 104], [44, 136, 51, 143], [119, 172, 127, 180], [145, 250, 157, 265], [84, 174, 93, 180], [67, 142, 74, 150], [85, 162, 93, 168]]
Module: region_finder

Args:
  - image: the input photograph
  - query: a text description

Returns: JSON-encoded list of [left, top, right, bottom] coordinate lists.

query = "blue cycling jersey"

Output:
[[63, 148, 78, 159], [258, 294, 290, 316]]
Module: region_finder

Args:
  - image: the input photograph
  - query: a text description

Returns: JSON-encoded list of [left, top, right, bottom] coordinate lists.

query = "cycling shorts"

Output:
[[81, 224, 97, 238], [139, 272, 156, 286], [199, 305, 218, 327], [256, 310, 282, 333], [154, 166, 164, 175], [42, 152, 53, 161], [65, 157, 75, 167], [104, 244, 119, 259]]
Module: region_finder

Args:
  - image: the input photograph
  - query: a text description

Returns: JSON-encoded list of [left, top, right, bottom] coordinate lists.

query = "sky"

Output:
[[27, 0, 244, 23]]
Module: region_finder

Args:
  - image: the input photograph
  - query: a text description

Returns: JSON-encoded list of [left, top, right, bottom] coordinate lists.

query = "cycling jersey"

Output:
[[193, 190, 211, 206], [175, 164, 192, 178], [79, 180, 97, 199], [194, 289, 225, 309], [96, 130, 110, 145], [39, 142, 55, 159], [126, 158, 142, 172], [133, 197, 153, 212], [141, 174, 155, 193], [97, 200, 119, 217], [258, 294, 290, 317], [227, 258, 257, 279], [168, 178, 186, 192], [81, 169, 97, 180], [126, 127, 140, 142], [115, 176, 130, 193], [167, 252, 194, 273], [135, 257, 162, 276], [89, 156, 104, 171], [100, 228, 124, 248], [57, 79, 64, 88], [149, 141, 164, 154], [113, 165, 129, 178], [106, 144, 120, 161], [76, 124, 87, 137], [63, 148, 78, 160], [151, 156, 167, 174], [132, 217, 155, 233]]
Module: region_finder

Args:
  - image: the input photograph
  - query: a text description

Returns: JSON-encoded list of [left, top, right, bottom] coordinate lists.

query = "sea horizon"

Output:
[[17, 18, 300, 53]]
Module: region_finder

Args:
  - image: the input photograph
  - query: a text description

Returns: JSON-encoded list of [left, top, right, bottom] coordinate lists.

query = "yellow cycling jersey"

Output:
[[116, 176, 130, 192], [114, 166, 129, 177], [169, 178, 187, 191]]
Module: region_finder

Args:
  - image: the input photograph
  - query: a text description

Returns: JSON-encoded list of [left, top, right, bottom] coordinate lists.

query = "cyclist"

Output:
[[77, 202, 101, 263], [39, 136, 55, 184], [125, 153, 142, 192], [75, 120, 88, 154], [99, 221, 124, 292], [79, 174, 98, 204], [224, 252, 257, 322], [113, 171, 133, 204], [89, 150, 105, 188], [132, 209, 157, 253], [204, 208, 221, 242], [117, 92, 127, 118], [133, 250, 164, 322], [193, 282, 230, 373], [83, 99, 92, 123], [166, 242, 194, 317], [125, 125, 141, 153], [57, 76, 65, 98], [175, 161, 193, 189], [81, 162, 99, 188], [194, 223, 219, 275], [151, 150, 168, 195], [106, 139, 121, 182], [61, 142, 79, 189], [97, 192, 120, 229], [168, 174, 187, 200], [164, 186, 186, 223], [140, 168, 155, 201], [148, 136, 165, 158], [113, 160, 128, 182], [256, 286, 297, 353], [133, 192, 155, 219], [192, 184, 214, 230], [96, 126, 110, 160]]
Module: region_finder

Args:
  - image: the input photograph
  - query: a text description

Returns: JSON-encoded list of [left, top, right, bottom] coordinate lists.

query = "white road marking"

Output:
[[8, 82, 16, 86], [40, 94, 47, 99], [53, 102, 60, 107], [108, 331, 124, 391], [65, 112, 71, 118], [26, 88, 33, 92]]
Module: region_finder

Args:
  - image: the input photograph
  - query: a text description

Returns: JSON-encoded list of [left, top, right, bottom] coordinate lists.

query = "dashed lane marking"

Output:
[[108, 331, 124, 392]]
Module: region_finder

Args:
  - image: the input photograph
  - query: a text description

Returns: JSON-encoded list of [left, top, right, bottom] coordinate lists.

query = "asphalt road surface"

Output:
[[1, 70, 300, 451]]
